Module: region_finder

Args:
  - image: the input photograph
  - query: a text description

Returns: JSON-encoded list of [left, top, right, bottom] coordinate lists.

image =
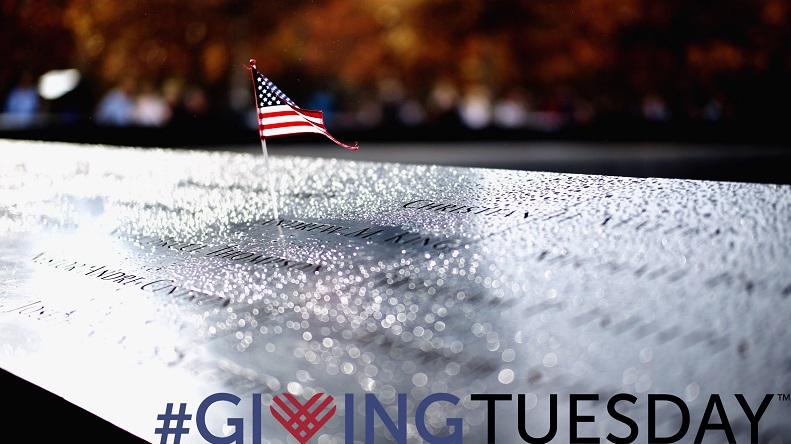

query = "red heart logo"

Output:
[[270, 393, 336, 444]]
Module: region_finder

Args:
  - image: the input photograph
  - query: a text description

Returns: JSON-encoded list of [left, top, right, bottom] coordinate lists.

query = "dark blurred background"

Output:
[[2, 0, 790, 183]]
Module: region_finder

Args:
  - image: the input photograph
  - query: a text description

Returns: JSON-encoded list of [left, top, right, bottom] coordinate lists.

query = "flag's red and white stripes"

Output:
[[258, 105, 325, 138], [249, 59, 358, 150]]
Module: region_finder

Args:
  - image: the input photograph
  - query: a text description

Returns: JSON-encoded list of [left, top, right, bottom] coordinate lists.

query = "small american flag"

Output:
[[249, 59, 358, 150]]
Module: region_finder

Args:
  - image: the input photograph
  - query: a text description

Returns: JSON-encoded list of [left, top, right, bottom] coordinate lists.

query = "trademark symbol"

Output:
[[777, 393, 790, 402]]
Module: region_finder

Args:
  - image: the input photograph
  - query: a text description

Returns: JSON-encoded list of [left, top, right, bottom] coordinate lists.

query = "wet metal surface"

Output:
[[0, 140, 789, 442]]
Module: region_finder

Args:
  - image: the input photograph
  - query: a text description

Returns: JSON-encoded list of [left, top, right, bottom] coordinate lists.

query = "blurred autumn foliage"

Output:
[[1, 0, 789, 121]]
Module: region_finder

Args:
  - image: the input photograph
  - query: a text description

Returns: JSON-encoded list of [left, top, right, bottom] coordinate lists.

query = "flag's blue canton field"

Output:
[[256, 73, 295, 108]]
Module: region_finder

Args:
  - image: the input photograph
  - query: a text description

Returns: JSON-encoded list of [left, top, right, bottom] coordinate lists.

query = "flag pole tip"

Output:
[[249, 58, 257, 67]]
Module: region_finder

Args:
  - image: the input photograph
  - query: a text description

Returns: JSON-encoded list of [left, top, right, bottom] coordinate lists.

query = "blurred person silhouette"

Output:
[[493, 89, 529, 128], [167, 85, 209, 134], [427, 79, 460, 127], [572, 100, 596, 125], [161, 78, 185, 120], [642, 93, 670, 122], [95, 78, 135, 126], [183, 87, 209, 119], [377, 77, 405, 127], [353, 96, 383, 129], [703, 97, 724, 122], [398, 98, 426, 127], [133, 81, 171, 127], [169, 86, 210, 132], [3, 73, 39, 128], [458, 85, 492, 129]]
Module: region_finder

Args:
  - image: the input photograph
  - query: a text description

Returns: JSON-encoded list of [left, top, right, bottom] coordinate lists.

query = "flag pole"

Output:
[[260, 137, 279, 220], [249, 59, 279, 220]]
